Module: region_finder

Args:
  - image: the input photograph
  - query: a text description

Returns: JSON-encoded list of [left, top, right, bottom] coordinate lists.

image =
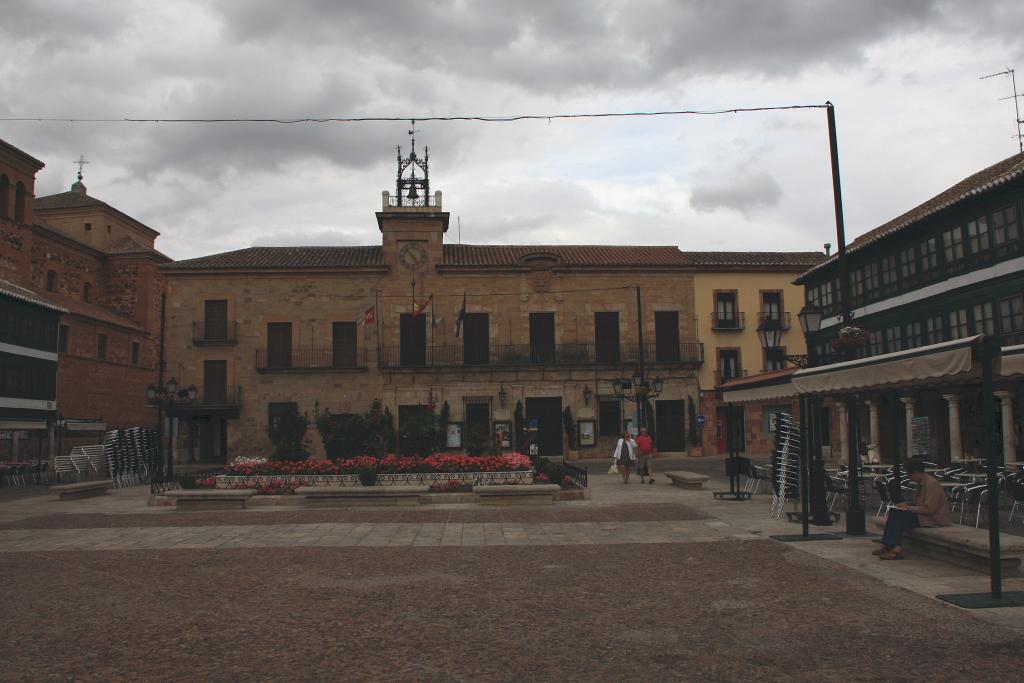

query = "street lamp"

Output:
[[756, 304, 833, 531], [145, 378, 197, 489], [610, 374, 664, 429]]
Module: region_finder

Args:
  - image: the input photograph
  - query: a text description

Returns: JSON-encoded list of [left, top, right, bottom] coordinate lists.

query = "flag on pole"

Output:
[[455, 291, 467, 337], [412, 294, 432, 318], [431, 298, 444, 328], [356, 304, 376, 326]]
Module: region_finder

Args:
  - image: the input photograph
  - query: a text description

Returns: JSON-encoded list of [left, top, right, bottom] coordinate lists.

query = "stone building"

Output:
[[0, 137, 168, 455], [690, 252, 825, 455], [161, 145, 707, 463]]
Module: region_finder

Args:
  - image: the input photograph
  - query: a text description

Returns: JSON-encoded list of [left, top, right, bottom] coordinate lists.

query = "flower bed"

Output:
[[216, 453, 535, 489]]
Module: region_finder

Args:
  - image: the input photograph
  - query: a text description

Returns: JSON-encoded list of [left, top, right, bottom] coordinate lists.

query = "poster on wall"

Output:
[[493, 421, 511, 449], [578, 420, 596, 447], [446, 422, 463, 449], [911, 417, 930, 458]]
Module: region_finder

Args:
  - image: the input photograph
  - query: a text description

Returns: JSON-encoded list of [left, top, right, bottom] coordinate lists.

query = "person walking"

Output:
[[875, 458, 949, 560], [635, 427, 656, 484], [613, 431, 637, 483]]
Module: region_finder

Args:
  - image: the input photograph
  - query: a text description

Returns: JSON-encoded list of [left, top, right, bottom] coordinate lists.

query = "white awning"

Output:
[[0, 420, 48, 430], [1000, 343, 1024, 377], [792, 335, 982, 395], [721, 379, 798, 404], [63, 421, 107, 432]]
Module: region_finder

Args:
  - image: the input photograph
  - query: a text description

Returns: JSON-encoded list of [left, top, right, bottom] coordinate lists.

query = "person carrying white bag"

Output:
[[610, 431, 637, 483]]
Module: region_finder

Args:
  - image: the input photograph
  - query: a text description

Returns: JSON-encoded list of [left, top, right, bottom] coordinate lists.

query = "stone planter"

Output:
[[217, 471, 534, 488], [555, 488, 588, 501], [689, 447, 704, 457]]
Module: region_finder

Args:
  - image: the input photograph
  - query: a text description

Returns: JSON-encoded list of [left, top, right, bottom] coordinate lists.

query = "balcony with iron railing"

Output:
[[714, 369, 748, 386], [192, 320, 238, 346], [382, 190, 442, 209], [711, 311, 745, 331], [256, 348, 369, 372], [196, 385, 243, 407], [379, 341, 703, 369], [755, 311, 791, 331]]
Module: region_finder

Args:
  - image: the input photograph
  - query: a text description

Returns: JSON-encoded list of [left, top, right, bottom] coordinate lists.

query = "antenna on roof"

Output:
[[980, 67, 1023, 153], [458, 216, 461, 245]]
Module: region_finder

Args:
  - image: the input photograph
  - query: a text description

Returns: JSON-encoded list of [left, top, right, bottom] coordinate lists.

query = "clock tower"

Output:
[[377, 124, 449, 274]]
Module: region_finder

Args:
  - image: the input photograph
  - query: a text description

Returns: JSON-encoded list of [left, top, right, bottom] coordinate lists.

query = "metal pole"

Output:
[[151, 292, 167, 492], [636, 286, 645, 428], [981, 339, 1002, 597], [799, 394, 810, 536], [828, 102, 865, 535], [891, 392, 904, 503], [846, 397, 865, 534]]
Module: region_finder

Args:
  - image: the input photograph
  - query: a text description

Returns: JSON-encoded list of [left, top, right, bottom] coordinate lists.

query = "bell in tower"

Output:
[[396, 120, 429, 207]]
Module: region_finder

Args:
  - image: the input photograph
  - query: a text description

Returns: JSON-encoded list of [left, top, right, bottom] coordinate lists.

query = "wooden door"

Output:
[[463, 313, 489, 365], [594, 312, 620, 363], [655, 311, 680, 362], [332, 322, 357, 368], [203, 360, 227, 403], [267, 323, 292, 368], [529, 312, 555, 363], [204, 300, 228, 340], [525, 397, 563, 456], [400, 314, 427, 366], [655, 400, 685, 451]]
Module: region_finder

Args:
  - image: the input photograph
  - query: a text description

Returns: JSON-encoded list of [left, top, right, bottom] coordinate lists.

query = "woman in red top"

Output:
[[635, 427, 655, 484]]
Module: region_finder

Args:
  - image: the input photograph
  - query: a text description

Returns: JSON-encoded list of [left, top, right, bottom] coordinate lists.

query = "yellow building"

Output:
[[690, 253, 825, 454]]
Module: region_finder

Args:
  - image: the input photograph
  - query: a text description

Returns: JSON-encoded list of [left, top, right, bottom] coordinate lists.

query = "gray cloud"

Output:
[[689, 172, 783, 215]]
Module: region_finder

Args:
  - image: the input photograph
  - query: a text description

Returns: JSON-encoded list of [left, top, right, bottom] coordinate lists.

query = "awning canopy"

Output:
[[0, 420, 48, 430], [1000, 343, 1024, 377], [792, 335, 983, 395], [719, 367, 799, 404]]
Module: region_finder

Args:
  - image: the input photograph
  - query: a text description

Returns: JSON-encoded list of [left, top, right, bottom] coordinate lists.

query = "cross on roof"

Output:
[[74, 154, 90, 180]]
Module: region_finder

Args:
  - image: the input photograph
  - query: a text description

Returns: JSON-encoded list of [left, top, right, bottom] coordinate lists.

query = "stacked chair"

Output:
[[770, 413, 802, 519]]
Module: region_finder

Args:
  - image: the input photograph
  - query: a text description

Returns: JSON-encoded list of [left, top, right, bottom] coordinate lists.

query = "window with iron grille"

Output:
[[96, 334, 107, 360], [763, 347, 786, 371], [130, 340, 140, 366], [57, 324, 68, 353], [718, 349, 740, 382]]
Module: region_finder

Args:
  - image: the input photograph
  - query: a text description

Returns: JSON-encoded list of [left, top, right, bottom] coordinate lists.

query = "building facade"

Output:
[[162, 149, 709, 463], [795, 151, 1024, 464], [0, 137, 168, 456], [691, 252, 825, 455]]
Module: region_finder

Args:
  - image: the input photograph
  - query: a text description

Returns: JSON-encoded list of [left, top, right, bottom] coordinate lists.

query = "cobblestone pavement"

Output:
[[3, 459, 1024, 681]]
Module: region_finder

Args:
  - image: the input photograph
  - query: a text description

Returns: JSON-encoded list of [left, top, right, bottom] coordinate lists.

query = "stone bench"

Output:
[[50, 480, 113, 500], [473, 484, 561, 505], [665, 471, 711, 490], [871, 518, 1024, 574], [298, 486, 427, 507], [164, 489, 255, 511]]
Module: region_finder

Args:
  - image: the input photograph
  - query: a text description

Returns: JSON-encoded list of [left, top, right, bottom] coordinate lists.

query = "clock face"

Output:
[[398, 242, 429, 270]]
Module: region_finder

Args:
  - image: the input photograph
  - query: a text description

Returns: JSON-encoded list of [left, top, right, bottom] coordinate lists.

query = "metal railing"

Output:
[[151, 467, 224, 494], [711, 311, 745, 330], [256, 348, 369, 371], [756, 312, 791, 331], [385, 193, 440, 208], [379, 342, 703, 369], [192, 320, 238, 345], [562, 461, 588, 489], [198, 385, 243, 406], [714, 369, 748, 385]]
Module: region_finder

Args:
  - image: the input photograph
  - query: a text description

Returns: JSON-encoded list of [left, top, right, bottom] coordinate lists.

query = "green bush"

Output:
[[562, 406, 576, 450], [464, 425, 492, 456], [271, 409, 310, 461], [399, 408, 440, 456], [316, 399, 396, 458]]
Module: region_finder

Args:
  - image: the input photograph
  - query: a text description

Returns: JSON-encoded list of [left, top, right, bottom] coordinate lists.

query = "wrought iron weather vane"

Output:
[[74, 154, 90, 181], [396, 119, 429, 206]]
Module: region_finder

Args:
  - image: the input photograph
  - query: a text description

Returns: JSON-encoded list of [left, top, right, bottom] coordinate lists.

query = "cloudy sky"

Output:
[[1, 0, 1022, 260]]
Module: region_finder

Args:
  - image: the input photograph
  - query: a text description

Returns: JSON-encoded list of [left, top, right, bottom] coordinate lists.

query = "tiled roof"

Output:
[[162, 246, 387, 270], [797, 151, 1024, 283], [34, 190, 106, 210], [0, 278, 67, 313], [443, 244, 691, 267], [679, 251, 826, 268]]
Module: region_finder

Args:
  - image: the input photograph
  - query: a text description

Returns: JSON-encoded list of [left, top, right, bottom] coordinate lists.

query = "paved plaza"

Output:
[[3, 457, 1024, 681]]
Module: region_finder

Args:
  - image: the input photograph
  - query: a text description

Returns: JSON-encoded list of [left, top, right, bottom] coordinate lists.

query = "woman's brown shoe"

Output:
[[872, 546, 893, 556]]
